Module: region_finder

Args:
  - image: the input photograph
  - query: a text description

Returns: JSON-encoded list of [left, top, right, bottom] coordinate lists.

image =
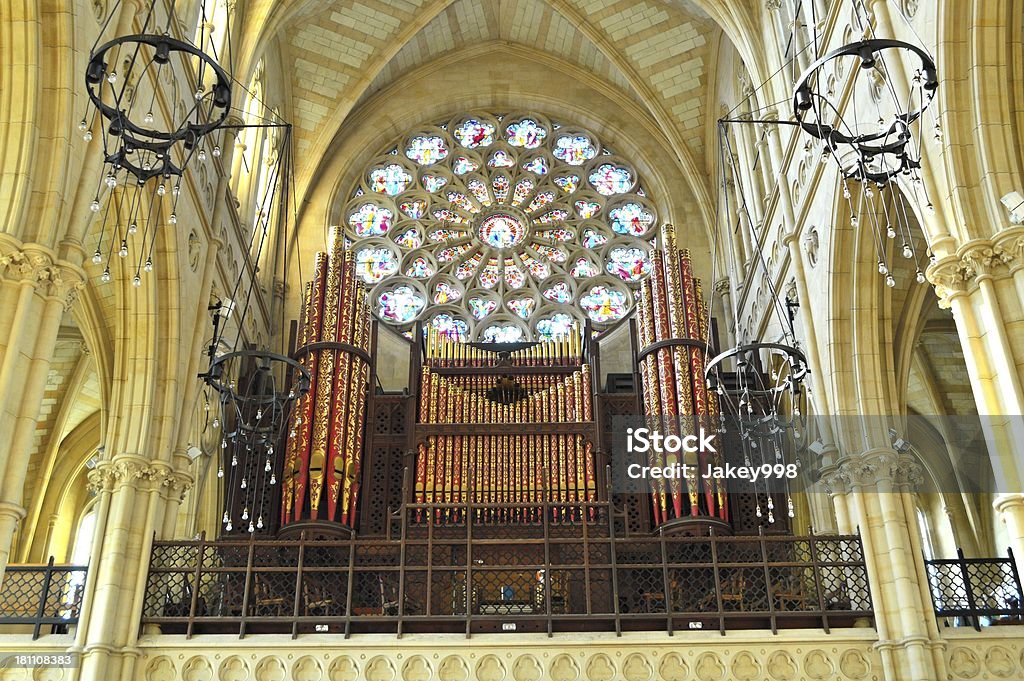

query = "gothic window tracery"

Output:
[[345, 112, 657, 340]]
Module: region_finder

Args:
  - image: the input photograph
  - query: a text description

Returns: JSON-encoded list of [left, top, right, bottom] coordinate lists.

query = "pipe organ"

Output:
[[220, 226, 787, 539], [414, 329, 597, 523], [280, 233, 373, 535], [634, 224, 728, 531]]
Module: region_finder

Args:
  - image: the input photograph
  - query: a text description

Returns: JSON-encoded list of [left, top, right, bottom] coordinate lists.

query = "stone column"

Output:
[[0, 241, 84, 584]]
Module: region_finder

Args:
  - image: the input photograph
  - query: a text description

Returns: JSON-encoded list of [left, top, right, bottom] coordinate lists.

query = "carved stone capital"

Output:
[[714, 278, 731, 295], [0, 246, 85, 310], [832, 450, 921, 490], [89, 456, 176, 493]]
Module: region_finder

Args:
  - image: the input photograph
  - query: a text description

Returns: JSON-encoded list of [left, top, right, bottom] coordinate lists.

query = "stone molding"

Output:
[[820, 450, 923, 494], [0, 244, 85, 310], [927, 230, 1024, 307], [87, 457, 192, 498]]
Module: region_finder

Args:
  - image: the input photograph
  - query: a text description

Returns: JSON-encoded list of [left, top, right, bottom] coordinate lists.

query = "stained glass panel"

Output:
[[378, 285, 425, 323], [507, 298, 536, 319], [608, 202, 654, 236], [479, 259, 501, 289], [588, 163, 633, 196], [468, 297, 498, 320], [581, 227, 609, 249], [553, 174, 580, 194], [580, 285, 629, 323], [422, 174, 448, 193], [355, 247, 399, 283], [455, 253, 483, 280], [446, 191, 477, 213], [482, 324, 524, 343], [406, 136, 448, 165], [429, 313, 470, 339], [428, 228, 463, 243], [526, 191, 556, 213], [542, 281, 573, 303], [505, 119, 547, 148], [437, 243, 475, 263], [569, 257, 600, 279], [487, 150, 516, 168], [552, 135, 597, 165], [405, 256, 434, 278], [537, 312, 575, 339], [519, 253, 550, 280], [535, 228, 574, 242], [606, 246, 653, 282], [453, 119, 495, 148], [467, 178, 491, 206], [492, 175, 510, 202], [533, 244, 567, 263], [393, 228, 422, 249], [452, 156, 480, 175], [433, 282, 462, 304], [504, 259, 526, 289], [369, 164, 412, 195], [399, 199, 427, 219], [348, 203, 393, 237], [522, 157, 549, 175], [477, 213, 527, 249], [536, 209, 569, 225], [511, 179, 534, 206], [574, 200, 601, 219], [432, 208, 469, 225]]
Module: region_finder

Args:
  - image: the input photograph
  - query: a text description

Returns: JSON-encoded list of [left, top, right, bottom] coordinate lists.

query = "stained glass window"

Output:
[[580, 285, 629, 323], [369, 164, 413, 195], [348, 203, 393, 237], [606, 246, 653, 282], [482, 324, 524, 343], [588, 162, 633, 196], [399, 199, 427, 219], [506, 119, 547, 148], [553, 134, 597, 165], [378, 285, 425, 323], [433, 281, 462, 304], [536, 312, 576, 339], [350, 111, 652, 338], [608, 202, 655, 236], [453, 119, 495, 148], [429, 313, 471, 339], [406, 136, 448, 165], [355, 246, 399, 283]]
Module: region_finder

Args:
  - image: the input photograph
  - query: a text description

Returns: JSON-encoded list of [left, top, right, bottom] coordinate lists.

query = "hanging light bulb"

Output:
[[902, 244, 913, 259], [92, 251, 103, 264], [212, 145, 222, 157], [231, 453, 237, 466], [90, 199, 101, 212], [198, 149, 207, 162], [226, 521, 232, 531], [78, 120, 88, 132], [212, 417, 220, 428], [194, 87, 205, 100], [105, 173, 117, 188], [168, 213, 177, 224], [864, 185, 874, 198], [118, 240, 129, 258], [269, 473, 276, 485], [144, 257, 153, 273], [886, 274, 896, 287], [787, 497, 795, 518], [850, 214, 859, 227], [886, 225, 896, 238], [83, 130, 93, 142], [264, 459, 272, 472], [156, 183, 166, 196], [106, 70, 117, 83], [127, 221, 138, 234], [877, 261, 888, 275], [241, 508, 249, 521], [132, 275, 141, 287], [100, 268, 111, 283], [217, 466, 224, 478], [842, 185, 851, 199], [144, 111, 154, 124], [768, 510, 775, 523], [256, 516, 264, 529], [222, 511, 229, 524], [916, 270, 926, 284], [240, 477, 247, 489], [755, 504, 762, 518]]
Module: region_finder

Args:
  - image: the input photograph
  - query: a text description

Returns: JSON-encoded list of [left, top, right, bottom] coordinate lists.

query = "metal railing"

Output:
[[142, 501, 873, 638], [0, 558, 87, 639], [926, 548, 1024, 631]]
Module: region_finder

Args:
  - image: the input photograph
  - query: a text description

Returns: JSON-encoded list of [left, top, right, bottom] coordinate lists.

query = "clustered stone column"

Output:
[[0, 239, 84, 584]]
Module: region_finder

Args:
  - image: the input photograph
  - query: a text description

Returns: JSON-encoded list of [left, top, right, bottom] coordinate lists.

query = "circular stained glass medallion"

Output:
[[477, 212, 527, 250]]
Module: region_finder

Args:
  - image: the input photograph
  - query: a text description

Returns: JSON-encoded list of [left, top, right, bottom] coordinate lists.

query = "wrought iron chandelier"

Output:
[[82, 0, 232, 285], [793, 33, 939, 288]]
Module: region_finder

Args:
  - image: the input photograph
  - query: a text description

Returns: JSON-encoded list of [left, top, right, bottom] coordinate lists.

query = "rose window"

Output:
[[344, 111, 657, 340]]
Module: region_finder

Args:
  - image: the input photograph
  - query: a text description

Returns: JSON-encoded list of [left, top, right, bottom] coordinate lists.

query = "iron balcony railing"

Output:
[[142, 501, 873, 638], [926, 548, 1024, 631], [0, 558, 87, 639]]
